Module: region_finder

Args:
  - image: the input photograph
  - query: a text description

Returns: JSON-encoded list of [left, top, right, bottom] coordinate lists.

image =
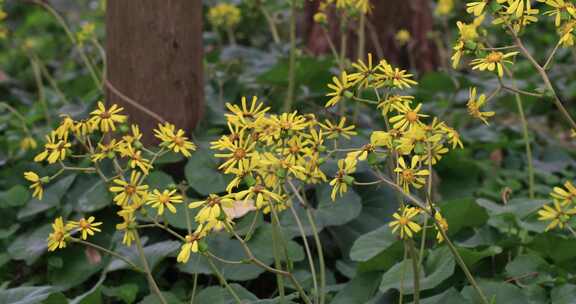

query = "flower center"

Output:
[[405, 111, 418, 122], [158, 194, 171, 204], [402, 169, 414, 182], [100, 111, 111, 119], [486, 52, 503, 63], [233, 148, 246, 160], [398, 217, 409, 226], [173, 136, 184, 146], [125, 185, 136, 195]]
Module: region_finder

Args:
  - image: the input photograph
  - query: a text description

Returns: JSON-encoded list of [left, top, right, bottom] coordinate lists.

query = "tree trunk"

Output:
[[106, 0, 204, 143], [305, 0, 439, 72]]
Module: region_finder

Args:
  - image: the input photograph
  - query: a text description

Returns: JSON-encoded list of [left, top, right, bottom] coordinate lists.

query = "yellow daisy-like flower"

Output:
[[394, 156, 429, 193], [442, 126, 464, 149], [118, 144, 153, 175], [348, 53, 379, 89], [436, 0, 454, 16], [109, 171, 149, 206], [329, 158, 357, 201], [467, 87, 495, 125], [208, 3, 241, 29], [177, 224, 206, 263], [123, 124, 143, 145], [370, 131, 393, 149], [395, 29, 411, 46], [89, 101, 127, 133], [389, 207, 422, 239], [389, 103, 428, 131], [189, 194, 235, 224], [271, 112, 310, 133], [376, 61, 418, 89], [20, 136, 38, 151], [235, 184, 283, 210], [325, 71, 351, 108], [24, 171, 44, 200], [422, 142, 449, 165], [54, 115, 75, 140], [47, 217, 69, 251], [538, 201, 576, 231], [91, 139, 120, 163], [225, 96, 270, 127], [550, 181, 576, 205], [213, 131, 256, 174], [73, 119, 96, 137], [116, 212, 137, 246], [66, 216, 103, 240], [377, 95, 414, 116], [147, 189, 184, 215], [319, 117, 357, 140], [34, 131, 72, 164], [470, 51, 518, 78], [466, 0, 488, 16], [154, 123, 196, 157], [434, 211, 449, 243]]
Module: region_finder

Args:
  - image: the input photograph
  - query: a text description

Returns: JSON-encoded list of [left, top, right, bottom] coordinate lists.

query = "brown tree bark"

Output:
[[305, 0, 439, 72], [106, 0, 204, 143]]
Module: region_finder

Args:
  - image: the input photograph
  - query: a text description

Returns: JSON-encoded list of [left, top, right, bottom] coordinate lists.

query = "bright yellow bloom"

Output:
[[54, 115, 75, 139], [329, 158, 357, 201], [123, 124, 143, 145], [377, 95, 414, 116], [225, 96, 270, 127], [47, 217, 69, 251], [538, 201, 576, 231], [90, 102, 127, 133], [109, 171, 149, 206], [177, 224, 206, 263], [91, 139, 120, 162], [116, 212, 137, 246], [154, 123, 196, 157], [422, 142, 449, 165], [442, 126, 464, 149], [76, 22, 95, 43], [235, 184, 283, 211], [550, 181, 576, 205], [189, 194, 235, 224], [436, 0, 454, 16], [325, 71, 351, 107], [470, 51, 518, 78], [66, 216, 102, 240], [314, 12, 328, 24], [208, 3, 241, 28], [147, 189, 183, 215], [213, 131, 256, 173], [376, 61, 418, 89], [389, 103, 428, 131], [389, 207, 422, 239], [466, 0, 488, 16], [319, 117, 357, 139], [271, 112, 310, 133], [348, 53, 378, 88], [34, 131, 71, 164], [370, 131, 393, 149], [434, 211, 449, 243], [467, 87, 495, 125], [24, 171, 44, 200], [118, 144, 153, 175], [73, 119, 96, 137], [394, 156, 429, 192]]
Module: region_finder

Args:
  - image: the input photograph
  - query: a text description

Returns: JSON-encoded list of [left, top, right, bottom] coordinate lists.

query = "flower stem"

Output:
[[71, 238, 142, 272], [306, 208, 326, 304], [207, 256, 242, 304], [134, 232, 168, 304], [407, 240, 420, 304], [283, 0, 297, 112]]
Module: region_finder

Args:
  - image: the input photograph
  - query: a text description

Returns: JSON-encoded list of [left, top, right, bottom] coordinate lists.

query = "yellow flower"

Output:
[[470, 51, 518, 78], [319, 117, 357, 139], [395, 29, 411, 46], [47, 217, 69, 251], [314, 12, 328, 24], [20, 136, 37, 151], [389, 207, 422, 239], [436, 0, 454, 16], [329, 158, 357, 201], [550, 181, 576, 205], [377, 95, 414, 116], [76, 22, 95, 43], [118, 144, 153, 175], [370, 131, 393, 149], [154, 123, 196, 157], [395, 156, 429, 192], [422, 142, 449, 165], [109, 171, 149, 206], [34, 131, 72, 164], [348, 54, 379, 89], [389, 103, 428, 131], [442, 126, 464, 149], [538, 201, 576, 231], [147, 189, 183, 215], [74, 119, 96, 137], [235, 184, 283, 210], [213, 131, 256, 173], [66, 216, 102, 240], [467, 87, 495, 125], [54, 115, 75, 139], [24, 171, 44, 200], [91, 139, 120, 162], [434, 211, 449, 243], [466, 1, 488, 16], [89, 101, 127, 133], [325, 71, 351, 107], [123, 124, 143, 145], [271, 112, 310, 133], [355, 0, 371, 14], [225, 96, 270, 127], [177, 224, 206, 263], [116, 212, 137, 246], [189, 194, 235, 224], [376, 61, 418, 89], [208, 3, 241, 28]]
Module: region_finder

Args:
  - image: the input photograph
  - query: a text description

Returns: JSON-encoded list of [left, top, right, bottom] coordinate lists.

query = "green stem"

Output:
[[270, 205, 287, 302], [207, 257, 242, 304], [134, 232, 168, 304], [289, 204, 319, 304], [32, 0, 101, 88], [30, 53, 70, 104], [306, 208, 326, 304], [0, 102, 32, 136], [407, 240, 420, 304], [283, 0, 297, 112], [260, 4, 280, 44], [513, 89, 534, 198], [30, 57, 51, 125]]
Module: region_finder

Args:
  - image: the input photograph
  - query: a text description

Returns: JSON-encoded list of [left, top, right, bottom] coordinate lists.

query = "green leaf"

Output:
[[457, 246, 502, 268], [551, 284, 576, 304], [195, 284, 258, 303], [419, 72, 456, 94], [18, 174, 77, 219], [350, 225, 397, 262], [48, 247, 105, 290], [528, 232, 576, 263], [248, 223, 304, 262], [281, 184, 361, 236], [145, 171, 175, 189], [415, 288, 472, 304], [185, 148, 231, 196], [505, 254, 552, 285], [7, 223, 51, 264], [103, 284, 139, 304], [139, 292, 182, 304], [330, 272, 381, 304], [0, 224, 20, 239], [71, 177, 111, 213], [379, 246, 455, 294], [440, 198, 488, 235], [0, 286, 54, 304], [0, 185, 30, 208], [461, 281, 530, 304]]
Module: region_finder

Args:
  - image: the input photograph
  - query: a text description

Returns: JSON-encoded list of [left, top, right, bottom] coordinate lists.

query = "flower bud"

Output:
[[243, 175, 257, 187], [344, 90, 354, 98], [41, 176, 51, 183], [343, 175, 355, 185], [198, 240, 209, 253]]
